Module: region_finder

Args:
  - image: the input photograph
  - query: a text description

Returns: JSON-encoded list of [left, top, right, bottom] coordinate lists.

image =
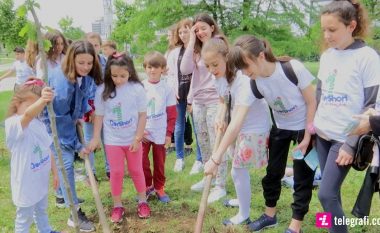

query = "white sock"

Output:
[[230, 167, 251, 224]]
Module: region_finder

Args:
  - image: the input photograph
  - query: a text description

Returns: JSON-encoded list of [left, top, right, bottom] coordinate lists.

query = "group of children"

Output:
[[4, 0, 380, 232]]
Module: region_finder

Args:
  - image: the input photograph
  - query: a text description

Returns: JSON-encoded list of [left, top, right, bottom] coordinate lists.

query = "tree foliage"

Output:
[[0, 0, 27, 51], [58, 16, 85, 40], [111, 0, 380, 61]]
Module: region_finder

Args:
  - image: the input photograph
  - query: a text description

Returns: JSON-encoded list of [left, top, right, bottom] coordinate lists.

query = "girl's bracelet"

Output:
[[210, 157, 220, 166]]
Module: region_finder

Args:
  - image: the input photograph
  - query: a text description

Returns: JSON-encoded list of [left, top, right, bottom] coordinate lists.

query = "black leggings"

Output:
[[316, 135, 351, 233], [262, 127, 315, 220]]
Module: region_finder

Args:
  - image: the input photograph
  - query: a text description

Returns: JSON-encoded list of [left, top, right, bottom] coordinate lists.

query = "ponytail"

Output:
[[322, 0, 369, 38]]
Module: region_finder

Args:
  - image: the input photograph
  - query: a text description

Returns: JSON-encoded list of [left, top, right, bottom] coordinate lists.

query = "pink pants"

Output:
[[105, 144, 146, 196]]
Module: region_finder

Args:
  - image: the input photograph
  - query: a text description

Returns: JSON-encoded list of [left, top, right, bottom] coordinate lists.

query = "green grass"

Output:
[[304, 62, 319, 77], [0, 80, 380, 232]]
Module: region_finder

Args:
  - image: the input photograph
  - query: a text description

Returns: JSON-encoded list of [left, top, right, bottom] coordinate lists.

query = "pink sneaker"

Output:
[[137, 202, 151, 219], [110, 207, 125, 223]]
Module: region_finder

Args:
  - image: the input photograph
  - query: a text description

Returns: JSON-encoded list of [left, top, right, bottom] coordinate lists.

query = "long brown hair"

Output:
[[321, 0, 369, 39], [227, 35, 292, 72], [103, 53, 142, 101], [45, 30, 68, 61], [193, 13, 222, 55], [200, 36, 235, 83], [6, 78, 44, 118], [61, 40, 102, 84]]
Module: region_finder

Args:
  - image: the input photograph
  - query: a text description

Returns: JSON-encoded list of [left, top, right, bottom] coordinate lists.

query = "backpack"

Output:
[[250, 60, 298, 99]]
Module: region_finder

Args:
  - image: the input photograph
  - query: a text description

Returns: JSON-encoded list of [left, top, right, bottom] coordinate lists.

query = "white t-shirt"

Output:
[[95, 82, 147, 146], [314, 46, 380, 142], [5, 115, 52, 207], [255, 60, 314, 130], [142, 80, 176, 144], [12, 60, 35, 84], [214, 71, 271, 134]]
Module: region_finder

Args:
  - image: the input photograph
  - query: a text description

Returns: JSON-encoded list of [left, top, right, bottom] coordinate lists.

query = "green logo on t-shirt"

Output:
[[112, 102, 122, 121], [33, 145, 43, 160]]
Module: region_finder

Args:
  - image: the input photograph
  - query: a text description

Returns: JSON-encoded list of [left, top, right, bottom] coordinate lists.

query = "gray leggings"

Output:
[[316, 135, 351, 233]]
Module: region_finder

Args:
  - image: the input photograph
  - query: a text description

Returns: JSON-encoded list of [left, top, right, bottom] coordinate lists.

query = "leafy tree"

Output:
[[0, 0, 27, 51], [58, 16, 85, 40]]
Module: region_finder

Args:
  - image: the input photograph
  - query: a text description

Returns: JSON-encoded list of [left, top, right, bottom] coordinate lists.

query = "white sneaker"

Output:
[[207, 186, 226, 204], [173, 159, 185, 172], [191, 178, 205, 192], [74, 169, 86, 182], [189, 161, 203, 175]]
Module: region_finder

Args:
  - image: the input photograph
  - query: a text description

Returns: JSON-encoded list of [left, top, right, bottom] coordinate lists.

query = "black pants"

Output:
[[262, 126, 315, 220], [316, 135, 350, 233]]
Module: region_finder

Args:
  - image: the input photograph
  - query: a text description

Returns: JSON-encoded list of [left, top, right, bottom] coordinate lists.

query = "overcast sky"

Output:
[[14, 0, 105, 32]]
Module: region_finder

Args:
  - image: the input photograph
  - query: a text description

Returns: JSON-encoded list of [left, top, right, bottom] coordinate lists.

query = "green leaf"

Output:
[[17, 5, 27, 17], [43, 39, 52, 52], [18, 22, 31, 37]]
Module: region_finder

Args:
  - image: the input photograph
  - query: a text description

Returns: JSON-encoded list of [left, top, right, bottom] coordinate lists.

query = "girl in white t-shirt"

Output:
[[228, 35, 317, 233], [5, 78, 60, 233], [314, 2, 380, 233], [87, 53, 151, 223], [202, 37, 271, 226]]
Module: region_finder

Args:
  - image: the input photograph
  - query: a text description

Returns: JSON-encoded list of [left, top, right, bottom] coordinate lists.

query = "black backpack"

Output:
[[250, 60, 298, 129], [250, 60, 298, 99]]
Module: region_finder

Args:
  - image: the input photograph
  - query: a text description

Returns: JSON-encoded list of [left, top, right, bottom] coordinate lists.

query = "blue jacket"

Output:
[[44, 67, 94, 151]]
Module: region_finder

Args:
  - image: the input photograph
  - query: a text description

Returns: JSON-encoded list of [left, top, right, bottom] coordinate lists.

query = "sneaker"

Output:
[[74, 168, 86, 182], [189, 160, 203, 175], [173, 159, 185, 172], [67, 208, 96, 232], [207, 186, 226, 204], [248, 214, 278, 232], [137, 202, 151, 219], [110, 207, 125, 223], [191, 178, 205, 192], [166, 146, 175, 154], [222, 217, 251, 226], [184, 147, 193, 156], [56, 197, 85, 208], [156, 189, 171, 203], [146, 186, 155, 199], [223, 199, 239, 208], [55, 196, 65, 208]]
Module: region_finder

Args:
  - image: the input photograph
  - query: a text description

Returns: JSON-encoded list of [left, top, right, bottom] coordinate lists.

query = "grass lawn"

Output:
[[0, 66, 379, 232]]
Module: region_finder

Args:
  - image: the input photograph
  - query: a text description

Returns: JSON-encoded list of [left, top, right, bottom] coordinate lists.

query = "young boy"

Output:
[[101, 40, 117, 58], [142, 51, 177, 203], [0, 47, 35, 87]]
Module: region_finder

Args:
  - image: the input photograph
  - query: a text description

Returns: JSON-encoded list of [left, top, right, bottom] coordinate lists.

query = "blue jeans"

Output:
[[52, 145, 79, 207], [174, 101, 201, 161], [83, 121, 110, 174], [15, 195, 52, 233]]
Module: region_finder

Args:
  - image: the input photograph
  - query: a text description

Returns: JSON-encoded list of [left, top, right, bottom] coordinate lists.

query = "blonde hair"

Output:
[[102, 40, 117, 50], [6, 78, 44, 118], [25, 40, 38, 69]]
